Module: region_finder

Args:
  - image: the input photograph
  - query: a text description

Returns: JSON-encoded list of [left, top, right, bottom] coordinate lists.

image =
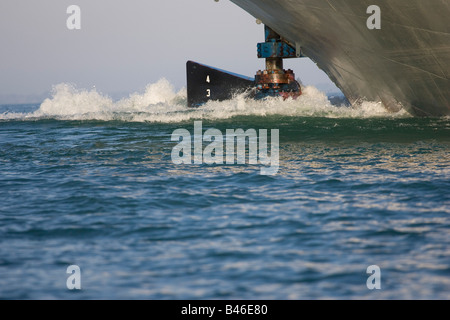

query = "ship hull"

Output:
[[230, 0, 450, 116]]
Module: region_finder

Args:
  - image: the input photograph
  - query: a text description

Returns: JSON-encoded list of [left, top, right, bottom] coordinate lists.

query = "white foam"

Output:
[[0, 79, 411, 122]]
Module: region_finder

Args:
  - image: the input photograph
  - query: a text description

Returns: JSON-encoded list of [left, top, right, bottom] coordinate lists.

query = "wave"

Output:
[[0, 79, 411, 122]]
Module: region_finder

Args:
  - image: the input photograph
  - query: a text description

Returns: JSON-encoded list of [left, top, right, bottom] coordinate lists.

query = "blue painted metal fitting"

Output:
[[257, 42, 297, 59], [254, 25, 303, 100]]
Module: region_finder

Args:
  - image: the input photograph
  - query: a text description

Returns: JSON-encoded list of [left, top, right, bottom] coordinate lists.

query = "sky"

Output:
[[0, 0, 338, 103]]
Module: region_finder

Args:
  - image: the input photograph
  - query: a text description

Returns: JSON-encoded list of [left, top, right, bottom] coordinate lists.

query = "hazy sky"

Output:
[[0, 0, 337, 100]]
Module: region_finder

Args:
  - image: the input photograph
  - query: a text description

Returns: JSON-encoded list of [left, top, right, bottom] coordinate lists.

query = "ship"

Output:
[[228, 0, 450, 116]]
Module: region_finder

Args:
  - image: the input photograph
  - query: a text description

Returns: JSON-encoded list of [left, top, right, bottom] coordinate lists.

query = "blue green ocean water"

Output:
[[0, 82, 449, 299]]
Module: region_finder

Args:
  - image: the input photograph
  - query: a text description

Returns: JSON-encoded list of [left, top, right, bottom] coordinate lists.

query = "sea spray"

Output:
[[1, 79, 411, 122]]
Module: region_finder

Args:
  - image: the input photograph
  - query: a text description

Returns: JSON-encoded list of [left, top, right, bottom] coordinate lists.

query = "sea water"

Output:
[[0, 80, 449, 299]]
